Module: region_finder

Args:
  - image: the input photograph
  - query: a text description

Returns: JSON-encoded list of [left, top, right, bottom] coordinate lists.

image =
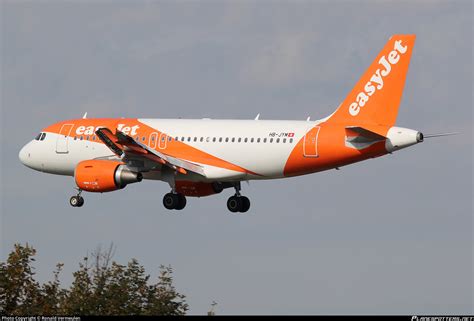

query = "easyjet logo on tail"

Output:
[[349, 39, 408, 116]]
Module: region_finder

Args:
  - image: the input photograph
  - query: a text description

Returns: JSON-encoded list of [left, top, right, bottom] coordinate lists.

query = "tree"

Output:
[[0, 243, 42, 315], [0, 243, 188, 315]]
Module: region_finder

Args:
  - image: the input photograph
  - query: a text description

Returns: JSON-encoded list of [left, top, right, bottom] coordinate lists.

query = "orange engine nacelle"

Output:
[[75, 160, 142, 193], [175, 181, 224, 197]]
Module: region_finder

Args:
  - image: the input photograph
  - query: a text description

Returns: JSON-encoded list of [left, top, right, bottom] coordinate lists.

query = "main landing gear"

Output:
[[160, 182, 251, 213], [227, 195, 250, 213], [70, 189, 84, 207], [163, 192, 187, 210], [227, 182, 250, 213]]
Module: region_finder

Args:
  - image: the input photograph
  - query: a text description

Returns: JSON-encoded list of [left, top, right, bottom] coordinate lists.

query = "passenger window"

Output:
[[187, 137, 191, 142], [200, 137, 204, 142], [250, 138, 254, 143], [41, 133, 46, 141], [238, 138, 241, 143], [290, 138, 294, 143], [212, 137, 216, 142], [35, 133, 41, 140], [276, 138, 280, 143], [244, 138, 248, 143], [206, 137, 210, 142], [161, 136, 165, 142], [270, 138, 273, 143], [232, 138, 235, 142], [257, 138, 260, 143], [92, 136, 96, 141], [194, 137, 197, 142], [219, 137, 223, 143], [283, 138, 286, 143], [80, 136, 83, 140], [168, 137, 172, 142], [225, 138, 229, 142], [181, 137, 185, 142]]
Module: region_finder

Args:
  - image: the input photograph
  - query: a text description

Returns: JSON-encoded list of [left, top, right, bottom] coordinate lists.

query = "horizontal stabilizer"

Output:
[[345, 126, 386, 143]]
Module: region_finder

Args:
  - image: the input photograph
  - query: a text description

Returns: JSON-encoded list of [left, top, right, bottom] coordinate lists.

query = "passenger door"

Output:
[[56, 124, 74, 153], [303, 126, 320, 157]]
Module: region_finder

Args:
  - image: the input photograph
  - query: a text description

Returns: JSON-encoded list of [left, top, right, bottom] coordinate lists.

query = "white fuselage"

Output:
[[19, 118, 323, 181]]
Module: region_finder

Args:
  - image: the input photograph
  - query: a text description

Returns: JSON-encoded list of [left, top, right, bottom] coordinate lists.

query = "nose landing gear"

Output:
[[70, 189, 84, 207]]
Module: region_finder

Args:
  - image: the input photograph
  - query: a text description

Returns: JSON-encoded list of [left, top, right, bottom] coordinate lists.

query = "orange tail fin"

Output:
[[326, 35, 416, 126]]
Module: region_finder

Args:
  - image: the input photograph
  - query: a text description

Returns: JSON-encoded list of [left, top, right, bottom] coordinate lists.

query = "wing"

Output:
[[95, 127, 206, 176]]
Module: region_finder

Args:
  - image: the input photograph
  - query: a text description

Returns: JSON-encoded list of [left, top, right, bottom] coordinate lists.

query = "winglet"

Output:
[[255, 114, 260, 120]]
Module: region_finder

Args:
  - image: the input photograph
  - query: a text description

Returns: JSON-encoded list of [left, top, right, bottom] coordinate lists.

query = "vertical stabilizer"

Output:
[[326, 35, 416, 126]]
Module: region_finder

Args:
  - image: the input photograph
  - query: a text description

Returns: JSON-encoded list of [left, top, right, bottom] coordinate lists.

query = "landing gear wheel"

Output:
[[227, 196, 242, 213], [70, 188, 84, 208], [70, 196, 84, 207], [70, 196, 79, 207], [76, 196, 84, 207], [175, 194, 187, 210], [227, 195, 251, 213], [163, 193, 186, 210], [163, 193, 179, 210], [240, 196, 250, 213]]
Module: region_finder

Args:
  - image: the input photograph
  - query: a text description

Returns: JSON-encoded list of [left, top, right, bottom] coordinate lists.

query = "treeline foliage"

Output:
[[0, 244, 188, 315]]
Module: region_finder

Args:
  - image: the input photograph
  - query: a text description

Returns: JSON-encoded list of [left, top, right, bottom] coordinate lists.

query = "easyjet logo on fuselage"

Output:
[[349, 39, 408, 116], [75, 124, 140, 136]]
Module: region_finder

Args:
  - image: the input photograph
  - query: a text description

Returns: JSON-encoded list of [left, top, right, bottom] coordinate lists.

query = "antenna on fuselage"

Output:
[[254, 114, 260, 120], [306, 116, 311, 121], [82, 112, 88, 119]]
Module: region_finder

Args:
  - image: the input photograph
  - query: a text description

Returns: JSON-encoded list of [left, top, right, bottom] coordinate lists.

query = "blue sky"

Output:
[[1, 0, 472, 314]]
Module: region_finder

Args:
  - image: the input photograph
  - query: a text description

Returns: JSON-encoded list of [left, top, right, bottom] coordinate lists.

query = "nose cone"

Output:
[[19, 144, 29, 164], [19, 142, 36, 169]]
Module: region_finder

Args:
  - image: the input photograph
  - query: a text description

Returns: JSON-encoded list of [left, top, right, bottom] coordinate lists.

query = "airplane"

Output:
[[18, 34, 451, 212]]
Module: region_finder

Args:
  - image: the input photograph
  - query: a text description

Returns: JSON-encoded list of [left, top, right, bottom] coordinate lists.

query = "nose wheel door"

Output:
[[56, 124, 74, 153]]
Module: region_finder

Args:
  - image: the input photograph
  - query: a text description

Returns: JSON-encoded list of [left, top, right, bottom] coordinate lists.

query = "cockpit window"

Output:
[[34, 132, 47, 141]]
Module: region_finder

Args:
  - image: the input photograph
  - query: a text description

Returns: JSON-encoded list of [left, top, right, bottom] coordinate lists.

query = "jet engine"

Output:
[[75, 160, 142, 192]]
